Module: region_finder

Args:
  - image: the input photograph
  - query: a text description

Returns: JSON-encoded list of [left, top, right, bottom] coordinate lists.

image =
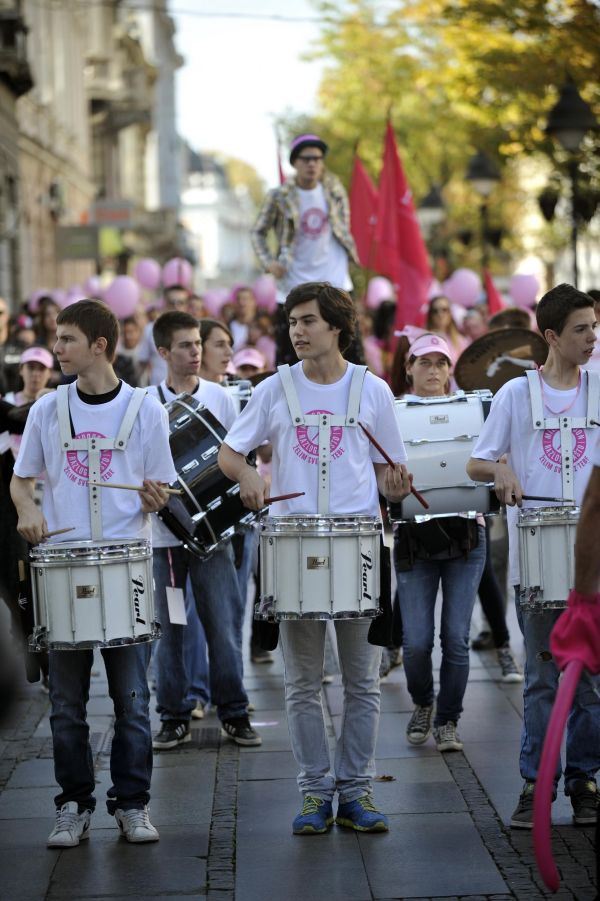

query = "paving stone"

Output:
[[358, 812, 507, 897], [0, 847, 58, 899], [0, 785, 58, 818], [47, 838, 207, 898], [238, 750, 298, 781], [5, 757, 57, 789]]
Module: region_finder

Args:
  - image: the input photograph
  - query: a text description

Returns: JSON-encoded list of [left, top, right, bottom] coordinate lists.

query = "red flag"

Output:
[[373, 122, 432, 329], [277, 138, 286, 185], [483, 268, 504, 315], [349, 155, 378, 268]]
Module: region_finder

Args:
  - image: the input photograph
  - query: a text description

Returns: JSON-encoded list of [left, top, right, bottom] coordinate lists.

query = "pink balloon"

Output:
[[134, 258, 162, 291], [443, 269, 482, 308], [510, 273, 539, 309], [83, 275, 103, 297], [28, 290, 53, 314], [63, 289, 88, 308], [104, 276, 140, 319], [202, 288, 230, 317], [252, 275, 277, 313], [51, 289, 68, 309], [366, 277, 395, 310], [162, 257, 193, 290]]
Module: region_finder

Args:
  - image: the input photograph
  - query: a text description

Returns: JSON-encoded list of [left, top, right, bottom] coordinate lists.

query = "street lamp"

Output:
[[545, 82, 599, 288], [465, 151, 500, 269], [417, 185, 445, 237]]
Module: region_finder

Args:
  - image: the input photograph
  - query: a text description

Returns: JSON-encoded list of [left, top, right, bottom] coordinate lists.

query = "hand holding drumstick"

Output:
[[359, 422, 429, 510]]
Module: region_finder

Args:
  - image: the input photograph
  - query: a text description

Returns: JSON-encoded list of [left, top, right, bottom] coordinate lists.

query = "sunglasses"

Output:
[[296, 155, 323, 163]]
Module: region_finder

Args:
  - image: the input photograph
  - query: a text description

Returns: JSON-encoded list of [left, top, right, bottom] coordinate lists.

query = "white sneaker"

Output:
[[496, 645, 524, 683], [47, 802, 91, 848], [114, 806, 159, 843], [191, 701, 206, 720], [433, 721, 463, 752]]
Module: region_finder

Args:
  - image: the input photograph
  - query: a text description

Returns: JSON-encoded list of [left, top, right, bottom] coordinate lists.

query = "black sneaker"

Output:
[[152, 721, 191, 751], [471, 630, 494, 651], [510, 782, 535, 829], [221, 716, 262, 747], [568, 779, 598, 826]]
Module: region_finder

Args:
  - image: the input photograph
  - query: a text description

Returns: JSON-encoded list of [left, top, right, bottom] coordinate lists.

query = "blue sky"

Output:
[[172, 1, 326, 186]]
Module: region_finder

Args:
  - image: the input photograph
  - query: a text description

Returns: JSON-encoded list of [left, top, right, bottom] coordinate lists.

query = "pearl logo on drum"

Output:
[[131, 576, 147, 625], [361, 550, 373, 601]]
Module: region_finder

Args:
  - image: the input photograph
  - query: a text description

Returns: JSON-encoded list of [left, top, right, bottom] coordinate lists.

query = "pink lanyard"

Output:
[[538, 369, 582, 416]]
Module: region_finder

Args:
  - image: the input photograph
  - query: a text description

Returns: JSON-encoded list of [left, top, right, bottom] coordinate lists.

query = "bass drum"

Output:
[[158, 393, 257, 558]]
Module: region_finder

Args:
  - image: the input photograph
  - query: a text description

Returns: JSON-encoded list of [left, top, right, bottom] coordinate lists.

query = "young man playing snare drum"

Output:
[[219, 282, 411, 834], [11, 300, 175, 848], [467, 284, 600, 829]]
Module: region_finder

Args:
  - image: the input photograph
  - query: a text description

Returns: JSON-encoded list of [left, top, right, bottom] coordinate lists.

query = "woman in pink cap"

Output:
[[392, 333, 488, 754], [4, 347, 55, 458]]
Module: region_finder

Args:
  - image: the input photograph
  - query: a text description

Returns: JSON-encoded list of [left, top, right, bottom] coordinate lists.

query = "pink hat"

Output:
[[232, 348, 265, 371], [20, 346, 54, 369], [289, 134, 328, 164], [408, 333, 452, 363]]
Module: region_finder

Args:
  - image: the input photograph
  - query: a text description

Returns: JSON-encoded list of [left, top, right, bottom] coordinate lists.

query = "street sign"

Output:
[[55, 225, 99, 260], [91, 200, 134, 226]]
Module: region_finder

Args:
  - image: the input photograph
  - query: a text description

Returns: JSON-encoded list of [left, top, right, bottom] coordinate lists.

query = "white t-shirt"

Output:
[[137, 321, 167, 386], [471, 372, 600, 584], [148, 378, 238, 548], [14, 382, 176, 543], [284, 184, 352, 293], [592, 430, 600, 468], [224, 362, 407, 517], [230, 319, 249, 352]]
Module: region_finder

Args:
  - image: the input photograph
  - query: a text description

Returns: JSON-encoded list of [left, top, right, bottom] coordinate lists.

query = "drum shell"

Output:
[[224, 379, 253, 416], [517, 507, 578, 610], [29, 539, 157, 650], [390, 391, 494, 520], [258, 515, 381, 620], [162, 394, 257, 557]]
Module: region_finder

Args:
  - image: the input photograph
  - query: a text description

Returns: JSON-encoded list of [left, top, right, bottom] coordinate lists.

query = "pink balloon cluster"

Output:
[[202, 287, 230, 318], [134, 258, 162, 291]]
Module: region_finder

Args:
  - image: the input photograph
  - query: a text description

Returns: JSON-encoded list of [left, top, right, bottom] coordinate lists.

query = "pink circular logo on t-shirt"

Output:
[[542, 428, 587, 465], [296, 410, 343, 458], [300, 207, 328, 239], [66, 431, 112, 479]]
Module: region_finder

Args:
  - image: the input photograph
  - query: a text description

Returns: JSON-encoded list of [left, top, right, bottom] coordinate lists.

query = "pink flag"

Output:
[[373, 122, 431, 330], [349, 155, 378, 269]]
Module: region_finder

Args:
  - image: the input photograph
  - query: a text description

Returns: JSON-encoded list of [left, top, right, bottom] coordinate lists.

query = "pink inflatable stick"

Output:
[[533, 659, 584, 892]]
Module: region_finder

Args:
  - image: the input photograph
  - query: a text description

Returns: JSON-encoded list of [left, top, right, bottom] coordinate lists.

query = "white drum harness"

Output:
[[277, 364, 367, 514], [56, 384, 147, 539], [525, 369, 599, 503]]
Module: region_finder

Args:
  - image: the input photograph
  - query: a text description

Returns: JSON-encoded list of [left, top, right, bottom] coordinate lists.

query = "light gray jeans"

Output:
[[279, 619, 382, 803]]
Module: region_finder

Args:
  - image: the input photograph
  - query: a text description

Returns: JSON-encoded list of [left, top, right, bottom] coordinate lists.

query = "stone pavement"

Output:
[[0, 611, 597, 901]]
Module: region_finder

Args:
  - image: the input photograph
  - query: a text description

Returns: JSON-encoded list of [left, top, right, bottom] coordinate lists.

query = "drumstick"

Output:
[[358, 422, 429, 510], [87, 480, 183, 496], [263, 492, 305, 504], [520, 494, 568, 503], [45, 526, 76, 539]]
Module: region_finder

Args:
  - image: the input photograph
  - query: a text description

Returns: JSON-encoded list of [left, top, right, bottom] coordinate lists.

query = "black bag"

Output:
[[394, 517, 480, 573], [368, 540, 393, 647]]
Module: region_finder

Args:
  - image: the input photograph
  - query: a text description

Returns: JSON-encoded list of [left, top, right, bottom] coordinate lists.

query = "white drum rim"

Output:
[[29, 624, 161, 652], [261, 514, 382, 534], [30, 538, 152, 562], [517, 506, 579, 526]]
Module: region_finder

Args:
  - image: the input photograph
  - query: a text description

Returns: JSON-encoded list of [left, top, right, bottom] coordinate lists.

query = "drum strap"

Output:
[[56, 385, 147, 539], [525, 370, 600, 502], [277, 364, 367, 514]]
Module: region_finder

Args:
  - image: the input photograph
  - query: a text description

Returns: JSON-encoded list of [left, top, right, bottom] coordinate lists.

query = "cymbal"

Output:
[[454, 328, 548, 393], [488, 308, 532, 330]]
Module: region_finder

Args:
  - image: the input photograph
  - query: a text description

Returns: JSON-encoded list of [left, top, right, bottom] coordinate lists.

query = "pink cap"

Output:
[[232, 348, 265, 370], [408, 333, 452, 363], [289, 134, 328, 164], [20, 346, 54, 369]]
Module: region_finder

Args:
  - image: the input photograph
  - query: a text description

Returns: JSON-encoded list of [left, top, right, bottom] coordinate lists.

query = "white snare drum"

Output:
[[390, 390, 495, 521], [517, 507, 578, 612], [29, 539, 158, 650], [224, 379, 253, 415], [257, 515, 381, 621]]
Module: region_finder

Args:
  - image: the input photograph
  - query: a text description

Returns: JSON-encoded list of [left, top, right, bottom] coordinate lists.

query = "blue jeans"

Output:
[[235, 526, 260, 611], [515, 587, 600, 790], [153, 543, 248, 723], [49, 643, 152, 814], [280, 619, 381, 803], [395, 527, 486, 726], [183, 575, 210, 707]]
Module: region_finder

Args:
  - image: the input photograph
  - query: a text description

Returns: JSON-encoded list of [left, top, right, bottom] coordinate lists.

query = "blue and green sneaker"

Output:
[[292, 795, 334, 835], [336, 796, 389, 832]]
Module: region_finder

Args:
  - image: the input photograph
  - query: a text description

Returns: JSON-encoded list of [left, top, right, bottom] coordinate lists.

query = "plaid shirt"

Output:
[[251, 170, 359, 272]]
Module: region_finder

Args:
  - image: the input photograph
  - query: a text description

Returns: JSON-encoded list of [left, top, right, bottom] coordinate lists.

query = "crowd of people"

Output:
[[0, 132, 597, 856]]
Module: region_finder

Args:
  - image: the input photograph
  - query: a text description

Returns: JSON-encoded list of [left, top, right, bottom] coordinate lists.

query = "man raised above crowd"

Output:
[[251, 134, 360, 365]]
